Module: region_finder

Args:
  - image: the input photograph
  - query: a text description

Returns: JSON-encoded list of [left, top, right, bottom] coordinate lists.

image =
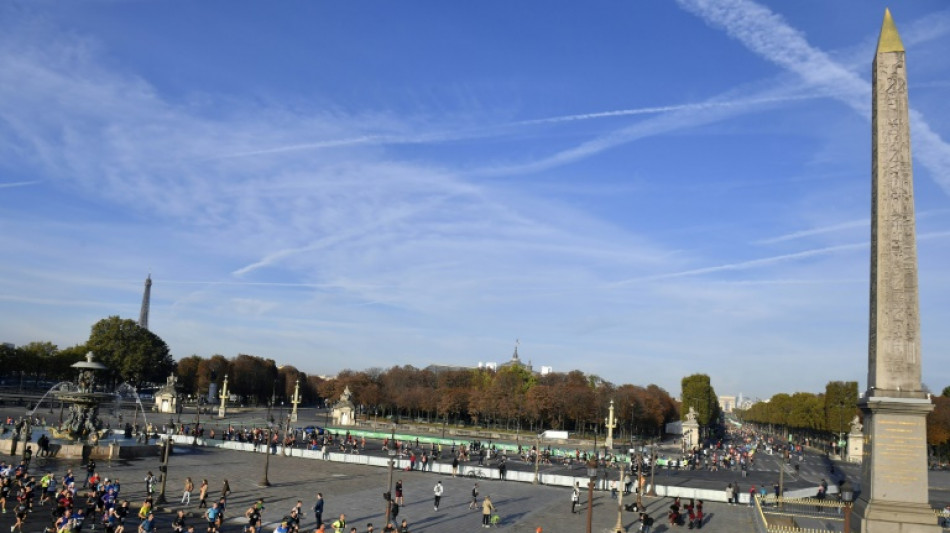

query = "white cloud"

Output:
[[675, 0, 950, 193]]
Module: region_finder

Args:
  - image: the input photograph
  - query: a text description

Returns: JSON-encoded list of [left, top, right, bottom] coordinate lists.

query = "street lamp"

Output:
[[385, 428, 397, 524], [613, 462, 627, 532], [635, 449, 644, 510], [156, 433, 171, 504], [838, 401, 845, 460], [648, 444, 657, 496], [192, 392, 201, 447], [840, 480, 854, 532], [533, 434, 542, 485], [259, 422, 274, 487], [586, 459, 598, 533]]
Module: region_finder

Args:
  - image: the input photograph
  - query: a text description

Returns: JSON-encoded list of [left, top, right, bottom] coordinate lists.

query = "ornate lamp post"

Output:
[[192, 390, 201, 447], [840, 480, 854, 532], [635, 450, 644, 510], [385, 427, 397, 524], [586, 459, 598, 533], [259, 422, 274, 487], [533, 433, 542, 485], [648, 443, 657, 496], [612, 462, 627, 532], [290, 378, 301, 423], [605, 399, 617, 450], [156, 432, 172, 504], [217, 375, 229, 419]]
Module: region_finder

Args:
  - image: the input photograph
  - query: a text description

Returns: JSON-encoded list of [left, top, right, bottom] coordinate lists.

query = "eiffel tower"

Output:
[[138, 274, 152, 330]]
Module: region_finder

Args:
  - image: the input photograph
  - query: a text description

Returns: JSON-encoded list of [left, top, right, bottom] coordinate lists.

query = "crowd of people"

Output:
[[0, 414, 845, 533]]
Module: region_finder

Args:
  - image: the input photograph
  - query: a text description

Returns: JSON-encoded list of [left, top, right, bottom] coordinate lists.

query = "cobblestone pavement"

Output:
[[0, 444, 757, 533]]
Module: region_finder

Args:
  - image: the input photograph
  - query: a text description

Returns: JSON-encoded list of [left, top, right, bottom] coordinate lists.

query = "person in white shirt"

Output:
[[433, 481, 443, 511]]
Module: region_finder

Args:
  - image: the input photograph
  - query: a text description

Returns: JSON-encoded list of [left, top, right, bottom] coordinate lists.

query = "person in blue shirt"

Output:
[[139, 512, 156, 533], [206, 502, 221, 532]]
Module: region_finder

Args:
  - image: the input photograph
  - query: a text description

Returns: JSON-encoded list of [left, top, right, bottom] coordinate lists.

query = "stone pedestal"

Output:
[[331, 386, 356, 426], [207, 383, 218, 405], [852, 397, 938, 532], [154, 374, 180, 415], [332, 405, 354, 426], [848, 431, 864, 464], [682, 420, 699, 452]]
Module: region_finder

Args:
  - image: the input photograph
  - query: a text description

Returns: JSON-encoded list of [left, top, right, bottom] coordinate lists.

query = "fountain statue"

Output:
[[3, 351, 158, 459], [48, 352, 114, 443]]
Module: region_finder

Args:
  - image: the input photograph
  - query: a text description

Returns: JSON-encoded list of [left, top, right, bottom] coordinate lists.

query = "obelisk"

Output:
[[852, 9, 939, 533]]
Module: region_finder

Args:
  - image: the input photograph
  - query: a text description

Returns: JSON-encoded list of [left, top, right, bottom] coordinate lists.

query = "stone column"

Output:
[[290, 378, 301, 423], [217, 375, 229, 419], [604, 399, 617, 449], [852, 9, 939, 533]]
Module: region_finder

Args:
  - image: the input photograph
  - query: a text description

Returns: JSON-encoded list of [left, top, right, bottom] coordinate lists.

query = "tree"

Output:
[[681, 374, 721, 426], [824, 381, 858, 435], [176, 355, 203, 396], [928, 396, 950, 461], [19, 341, 58, 387], [561, 371, 596, 434], [50, 344, 88, 383], [196, 355, 231, 401], [788, 392, 824, 432], [86, 316, 174, 387]]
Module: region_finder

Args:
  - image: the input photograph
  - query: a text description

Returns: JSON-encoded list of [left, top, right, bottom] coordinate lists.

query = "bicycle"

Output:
[[467, 468, 489, 479]]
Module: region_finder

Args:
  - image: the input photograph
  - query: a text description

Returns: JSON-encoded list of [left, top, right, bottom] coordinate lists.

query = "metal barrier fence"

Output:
[[754, 495, 950, 531], [753, 494, 847, 533]]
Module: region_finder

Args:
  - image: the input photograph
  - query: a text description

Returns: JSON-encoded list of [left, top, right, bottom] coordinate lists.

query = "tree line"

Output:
[[738, 381, 950, 461], [315, 364, 682, 438], [1, 316, 176, 390], [738, 381, 859, 436], [4, 315, 697, 438]]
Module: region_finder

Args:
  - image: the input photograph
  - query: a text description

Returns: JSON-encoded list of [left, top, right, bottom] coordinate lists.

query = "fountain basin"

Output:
[[1, 430, 161, 460]]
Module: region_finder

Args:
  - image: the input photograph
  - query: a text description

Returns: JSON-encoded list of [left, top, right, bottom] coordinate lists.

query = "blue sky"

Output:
[[1, 0, 949, 401]]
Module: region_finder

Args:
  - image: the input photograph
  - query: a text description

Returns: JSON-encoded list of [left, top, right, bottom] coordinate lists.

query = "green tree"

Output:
[[86, 316, 174, 386], [50, 344, 88, 382], [681, 374, 721, 426], [0, 343, 17, 379], [824, 381, 858, 435], [19, 341, 57, 386]]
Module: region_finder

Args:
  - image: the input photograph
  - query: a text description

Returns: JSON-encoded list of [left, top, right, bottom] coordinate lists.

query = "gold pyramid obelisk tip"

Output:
[[877, 8, 905, 54]]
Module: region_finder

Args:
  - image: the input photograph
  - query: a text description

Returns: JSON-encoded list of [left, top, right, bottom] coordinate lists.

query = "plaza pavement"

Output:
[[0, 444, 757, 533]]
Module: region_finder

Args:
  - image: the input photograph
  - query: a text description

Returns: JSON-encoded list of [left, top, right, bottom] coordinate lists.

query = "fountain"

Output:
[[50, 352, 112, 442], [2, 352, 160, 459], [114, 382, 150, 432]]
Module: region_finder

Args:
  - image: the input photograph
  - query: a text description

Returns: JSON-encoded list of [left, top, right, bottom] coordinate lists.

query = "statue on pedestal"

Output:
[[849, 415, 863, 434], [685, 406, 698, 422]]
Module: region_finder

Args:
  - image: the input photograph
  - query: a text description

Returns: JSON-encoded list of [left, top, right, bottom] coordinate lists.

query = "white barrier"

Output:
[[164, 434, 811, 503]]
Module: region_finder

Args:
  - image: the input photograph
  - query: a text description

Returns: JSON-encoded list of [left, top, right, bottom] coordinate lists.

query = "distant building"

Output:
[[425, 341, 551, 376], [498, 344, 534, 372], [719, 395, 737, 413]]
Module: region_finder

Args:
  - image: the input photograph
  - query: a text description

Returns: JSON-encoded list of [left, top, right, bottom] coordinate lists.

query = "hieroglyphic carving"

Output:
[[869, 47, 921, 392]]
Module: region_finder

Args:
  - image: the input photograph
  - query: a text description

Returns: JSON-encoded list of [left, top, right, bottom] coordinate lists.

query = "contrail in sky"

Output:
[[0, 180, 40, 189], [515, 93, 826, 126]]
